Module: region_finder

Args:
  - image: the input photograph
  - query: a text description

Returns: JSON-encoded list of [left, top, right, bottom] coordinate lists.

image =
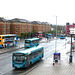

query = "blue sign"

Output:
[[54, 53, 61, 60]]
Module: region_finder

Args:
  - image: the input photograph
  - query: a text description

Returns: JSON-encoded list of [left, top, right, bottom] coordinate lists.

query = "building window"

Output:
[[26, 26, 27, 28], [34, 27, 36, 29], [22, 30, 24, 33], [22, 26, 24, 29], [4, 25, 5, 28], [16, 22, 18, 24], [15, 26, 18, 29], [8, 31, 9, 33], [4, 31, 5, 33], [8, 26, 9, 29], [26, 30, 27, 32], [15, 31, 17, 33]]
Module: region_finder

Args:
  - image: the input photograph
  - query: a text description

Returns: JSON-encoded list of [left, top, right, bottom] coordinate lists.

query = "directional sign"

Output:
[[69, 28, 75, 34]]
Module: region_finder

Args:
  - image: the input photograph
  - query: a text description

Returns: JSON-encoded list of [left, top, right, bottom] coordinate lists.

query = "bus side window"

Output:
[[29, 54, 32, 60], [0, 40, 1, 42], [2, 37, 4, 39], [0, 36, 1, 38]]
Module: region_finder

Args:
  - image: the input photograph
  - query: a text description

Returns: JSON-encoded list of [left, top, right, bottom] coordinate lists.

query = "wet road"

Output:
[[0, 37, 70, 75]]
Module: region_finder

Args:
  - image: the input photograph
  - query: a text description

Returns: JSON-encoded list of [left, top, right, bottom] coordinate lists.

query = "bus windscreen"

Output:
[[25, 40, 30, 43], [13, 54, 25, 64]]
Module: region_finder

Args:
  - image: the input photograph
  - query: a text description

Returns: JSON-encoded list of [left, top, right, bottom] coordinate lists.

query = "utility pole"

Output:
[[70, 34, 72, 62], [55, 16, 57, 53], [69, 27, 75, 63]]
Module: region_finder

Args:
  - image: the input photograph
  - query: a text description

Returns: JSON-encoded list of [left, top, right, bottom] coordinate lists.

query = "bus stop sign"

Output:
[[54, 53, 61, 61]]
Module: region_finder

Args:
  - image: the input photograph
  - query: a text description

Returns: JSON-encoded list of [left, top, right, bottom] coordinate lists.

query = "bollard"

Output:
[[53, 60, 55, 66], [69, 57, 71, 63]]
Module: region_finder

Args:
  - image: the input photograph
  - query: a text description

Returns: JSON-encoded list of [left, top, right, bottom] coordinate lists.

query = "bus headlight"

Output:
[[25, 57, 26, 60]]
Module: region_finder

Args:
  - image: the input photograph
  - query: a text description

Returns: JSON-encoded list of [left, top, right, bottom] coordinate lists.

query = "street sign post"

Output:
[[69, 28, 75, 34], [69, 27, 75, 63], [54, 53, 61, 62]]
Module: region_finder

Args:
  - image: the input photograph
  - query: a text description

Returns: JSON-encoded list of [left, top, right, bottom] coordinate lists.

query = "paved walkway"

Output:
[[19, 43, 75, 75]]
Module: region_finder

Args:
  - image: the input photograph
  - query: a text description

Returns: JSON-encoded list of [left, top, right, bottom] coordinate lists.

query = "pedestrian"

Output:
[[47, 37, 48, 40], [7, 42, 9, 48]]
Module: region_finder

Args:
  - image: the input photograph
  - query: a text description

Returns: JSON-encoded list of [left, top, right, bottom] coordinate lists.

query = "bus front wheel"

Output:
[[30, 62, 32, 66]]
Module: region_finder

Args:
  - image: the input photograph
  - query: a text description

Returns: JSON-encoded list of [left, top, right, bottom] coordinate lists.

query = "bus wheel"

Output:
[[39, 57, 41, 60], [30, 62, 32, 66], [2, 45, 3, 48]]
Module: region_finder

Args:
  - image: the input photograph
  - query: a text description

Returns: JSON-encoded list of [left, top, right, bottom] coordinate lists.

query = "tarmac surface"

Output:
[[1, 37, 75, 75]]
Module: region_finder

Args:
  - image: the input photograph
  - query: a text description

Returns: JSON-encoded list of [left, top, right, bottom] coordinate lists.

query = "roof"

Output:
[[46, 33, 52, 35], [0, 17, 8, 22], [25, 38, 39, 41], [10, 18, 29, 23], [0, 34, 17, 37], [14, 46, 43, 55], [32, 21, 42, 24], [42, 22, 49, 25], [32, 21, 49, 25]]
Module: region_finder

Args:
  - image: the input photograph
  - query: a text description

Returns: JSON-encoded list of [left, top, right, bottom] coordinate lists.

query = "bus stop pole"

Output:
[[70, 34, 72, 62]]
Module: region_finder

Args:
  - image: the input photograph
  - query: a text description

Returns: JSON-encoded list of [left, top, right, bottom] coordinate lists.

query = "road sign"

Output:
[[69, 27, 75, 34], [54, 53, 61, 61]]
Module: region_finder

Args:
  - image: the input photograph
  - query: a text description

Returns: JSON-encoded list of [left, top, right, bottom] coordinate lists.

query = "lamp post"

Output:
[[55, 16, 57, 53], [70, 34, 72, 62]]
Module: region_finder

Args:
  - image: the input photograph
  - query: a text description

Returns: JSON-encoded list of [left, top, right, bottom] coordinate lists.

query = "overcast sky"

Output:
[[0, 0, 75, 25]]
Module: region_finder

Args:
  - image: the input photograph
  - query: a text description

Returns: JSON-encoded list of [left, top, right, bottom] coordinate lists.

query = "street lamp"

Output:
[[55, 16, 57, 53]]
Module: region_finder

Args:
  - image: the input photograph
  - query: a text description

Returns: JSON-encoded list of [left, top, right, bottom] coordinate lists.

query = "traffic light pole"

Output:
[[70, 34, 72, 62]]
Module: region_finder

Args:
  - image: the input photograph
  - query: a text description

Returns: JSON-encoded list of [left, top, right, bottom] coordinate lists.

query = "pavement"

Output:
[[19, 39, 75, 75], [0, 39, 25, 54], [25, 50, 75, 75]]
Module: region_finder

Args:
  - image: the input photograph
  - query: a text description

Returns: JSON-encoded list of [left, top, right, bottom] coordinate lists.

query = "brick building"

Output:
[[32, 21, 50, 33], [0, 17, 50, 35], [0, 17, 10, 35], [10, 18, 33, 35]]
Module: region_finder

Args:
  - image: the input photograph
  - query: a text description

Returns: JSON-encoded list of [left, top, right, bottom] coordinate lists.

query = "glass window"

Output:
[[8, 26, 9, 29], [15, 27, 17, 29], [15, 31, 17, 33], [25, 40, 30, 43], [0, 36, 1, 38], [2, 37, 4, 39], [0, 40, 1, 42], [16, 22, 18, 24]]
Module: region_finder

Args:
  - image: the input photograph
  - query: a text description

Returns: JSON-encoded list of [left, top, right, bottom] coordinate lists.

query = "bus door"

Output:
[[31, 40, 35, 47], [25, 55, 29, 67], [0, 36, 2, 47], [25, 40, 31, 48]]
